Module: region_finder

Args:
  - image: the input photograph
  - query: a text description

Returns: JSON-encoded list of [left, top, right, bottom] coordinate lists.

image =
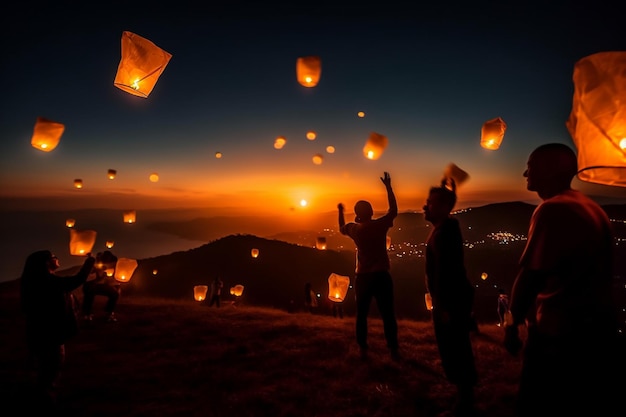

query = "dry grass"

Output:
[[1, 287, 524, 417]]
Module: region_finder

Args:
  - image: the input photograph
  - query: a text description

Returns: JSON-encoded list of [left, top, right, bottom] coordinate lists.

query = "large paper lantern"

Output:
[[115, 258, 138, 282], [566, 51, 626, 187], [31, 117, 64, 152], [251, 248, 259, 258], [69, 229, 97, 256], [230, 284, 244, 297], [113, 31, 172, 98], [296, 56, 322, 87], [65, 219, 75, 228], [316, 236, 327, 250], [194, 285, 208, 301], [481, 117, 506, 150], [363, 132, 388, 160], [123, 210, 136, 224], [328, 273, 350, 302], [444, 163, 470, 187]]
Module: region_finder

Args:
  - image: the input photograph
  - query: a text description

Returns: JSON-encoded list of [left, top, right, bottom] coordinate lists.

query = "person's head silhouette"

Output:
[[354, 200, 373, 223]]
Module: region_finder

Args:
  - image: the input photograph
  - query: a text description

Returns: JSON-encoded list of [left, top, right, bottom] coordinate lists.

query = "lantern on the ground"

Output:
[[444, 163, 470, 187], [230, 284, 244, 297], [363, 132, 388, 160], [31, 117, 64, 152], [251, 248, 259, 258], [386, 235, 392, 250], [194, 285, 208, 301], [69, 229, 97, 256], [107, 169, 117, 179], [316, 236, 327, 250], [73, 179, 83, 189], [105, 240, 114, 249], [115, 258, 137, 282], [65, 219, 75, 228], [481, 117, 506, 150], [296, 56, 321, 87], [328, 273, 350, 302], [566, 51, 626, 187], [113, 31, 172, 98], [123, 210, 136, 224]]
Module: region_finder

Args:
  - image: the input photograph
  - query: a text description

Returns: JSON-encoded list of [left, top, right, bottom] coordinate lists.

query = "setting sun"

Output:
[[300, 199, 307, 207]]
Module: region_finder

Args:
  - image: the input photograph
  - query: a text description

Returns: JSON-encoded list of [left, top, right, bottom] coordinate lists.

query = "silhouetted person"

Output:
[[304, 282, 318, 313], [82, 250, 120, 322], [504, 143, 624, 417], [208, 276, 223, 307], [19, 250, 95, 409], [338, 171, 399, 360], [332, 301, 344, 319], [497, 288, 510, 327], [423, 177, 478, 416]]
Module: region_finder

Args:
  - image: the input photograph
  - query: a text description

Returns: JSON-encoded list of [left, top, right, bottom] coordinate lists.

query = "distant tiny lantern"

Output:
[[114, 258, 138, 282], [107, 169, 117, 179], [230, 284, 245, 297], [274, 136, 287, 150], [69, 229, 97, 256], [444, 163, 470, 187], [113, 31, 172, 98], [357, 111, 365, 118], [363, 132, 388, 160], [105, 268, 115, 277], [566, 51, 626, 187], [481, 272, 488, 280], [481, 117, 507, 150], [296, 56, 322, 87], [31, 117, 64, 152], [194, 285, 208, 301], [149, 173, 159, 182], [316, 236, 327, 250], [326, 145, 335, 154], [73, 179, 83, 189], [328, 273, 350, 303], [123, 210, 136, 224], [65, 219, 75, 228], [386, 235, 392, 250], [251, 248, 259, 258], [306, 131, 317, 140], [152, 269, 158, 275], [105, 240, 114, 249], [215, 152, 222, 159], [312, 154, 324, 165]]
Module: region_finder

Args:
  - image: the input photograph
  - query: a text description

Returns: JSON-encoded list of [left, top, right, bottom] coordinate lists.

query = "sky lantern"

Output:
[[107, 169, 117, 179], [215, 151, 222, 159], [357, 111, 365, 118], [386, 235, 392, 250], [316, 236, 327, 250], [328, 273, 350, 302], [152, 269, 158, 275], [274, 136, 286, 149], [105, 240, 114, 249], [31, 117, 64, 152], [425, 293, 433, 311], [251, 248, 259, 258], [149, 173, 159, 182], [296, 56, 321, 87], [105, 268, 115, 277], [363, 132, 388, 160], [444, 163, 470, 187], [312, 154, 324, 165], [113, 31, 172, 98], [566, 51, 626, 187], [481, 272, 488, 280], [481, 117, 507, 150], [73, 179, 83, 189], [230, 284, 244, 297], [69, 229, 97, 256], [65, 219, 75, 228], [193, 285, 208, 301], [123, 210, 136, 224], [326, 145, 335, 154], [306, 131, 317, 140], [114, 258, 138, 282]]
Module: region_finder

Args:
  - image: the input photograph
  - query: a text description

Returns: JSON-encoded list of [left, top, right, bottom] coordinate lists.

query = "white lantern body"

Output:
[[480, 117, 506, 150], [363, 132, 388, 160], [69, 229, 97, 256], [194, 285, 208, 301], [114, 258, 138, 282], [327, 273, 350, 303]]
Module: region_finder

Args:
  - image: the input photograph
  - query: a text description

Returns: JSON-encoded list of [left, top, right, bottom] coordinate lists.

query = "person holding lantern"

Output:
[[81, 250, 121, 322], [19, 250, 95, 409], [423, 177, 478, 416], [338, 171, 399, 361], [503, 143, 623, 417]]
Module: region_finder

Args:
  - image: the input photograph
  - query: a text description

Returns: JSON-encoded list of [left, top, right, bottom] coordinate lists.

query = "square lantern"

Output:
[[105, 240, 114, 249], [566, 51, 626, 187], [316, 236, 327, 250], [31, 117, 64, 152], [107, 169, 117, 179], [296, 56, 322, 87], [69, 229, 97, 256], [115, 258, 138, 282], [123, 210, 136, 224], [481, 117, 506, 150], [363, 132, 388, 160], [113, 31, 172, 98], [251, 248, 259, 258], [230, 284, 244, 297], [328, 273, 350, 303], [194, 285, 208, 301]]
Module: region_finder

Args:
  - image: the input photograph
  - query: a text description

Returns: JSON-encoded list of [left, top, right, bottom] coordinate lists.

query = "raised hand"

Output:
[[380, 171, 392, 188]]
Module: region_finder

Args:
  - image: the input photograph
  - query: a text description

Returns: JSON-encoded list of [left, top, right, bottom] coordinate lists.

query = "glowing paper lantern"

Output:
[[481, 272, 488, 280], [215, 152, 222, 159], [31, 117, 64, 152], [327, 273, 350, 302], [149, 173, 159, 182], [230, 284, 244, 297], [316, 236, 327, 250], [444, 163, 470, 187], [386, 235, 391, 250], [65, 219, 75, 228], [69, 229, 97, 256], [114, 258, 138, 282], [425, 293, 433, 310], [363, 132, 388, 160], [251, 248, 259, 258], [326, 145, 335, 154], [566, 51, 626, 187], [194, 285, 208, 301], [105, 240, 114, 249], [123, 210, 136, 224], [481, 117, 506, 150], [73, 179, 83, 189], [312, 154, 324, 165], [113, 31, 172, 98], [357, 111, 365, 118], [306, 131, 317, 140], [296, 56, 322, 87], [107, 169, 117, 179], [274, 136, 287, 149], [152, 269, 158, 275], [105, 268, 115, 277]]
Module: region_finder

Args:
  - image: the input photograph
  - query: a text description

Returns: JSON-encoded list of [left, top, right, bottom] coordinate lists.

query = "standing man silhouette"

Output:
[[338, 172, 399, 360]]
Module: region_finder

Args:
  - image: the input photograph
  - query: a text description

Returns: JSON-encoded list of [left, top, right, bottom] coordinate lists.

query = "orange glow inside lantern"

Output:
[[357, 111, 365, 118], [149, 173, 159, 182], [326, 145, 335, 154], [113, 31, 172, 98], [306, 131, 317, 140], [481, 272, 488, 280], [194, 285, 208, 301], [105, 268, 115, 277], [152, 269, 158, 275], [566, 51, 626, 187], [31, 117, 64, 152], [114, 258, 138, 282], [274, 136, 286, 150], [69, 229, 97, 256], [425, 292, 433, 310], [386, 235, 392, 250], [296, 56, 322, 87], [444, 163, 470, 187], [123, 210, 136, 224], [73, 179, 83, 189], [481, 117, 506, 150], [363, 132, 388, 160], [312, 154, 324, 165], [316, 236, 327, 250], [251, 248, 259, 258], [230, 284, 245, 297], [65, 219, 75, 228], [215, 152, 222, 159], [107, 169, 117, 179], [328, 273, 350, 302], [105, 240, 114, 249]]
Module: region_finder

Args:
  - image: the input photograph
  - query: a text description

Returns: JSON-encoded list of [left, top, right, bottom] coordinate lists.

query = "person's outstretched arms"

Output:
[[338, 203, 346, 232], [380, 172, 397, 217]]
